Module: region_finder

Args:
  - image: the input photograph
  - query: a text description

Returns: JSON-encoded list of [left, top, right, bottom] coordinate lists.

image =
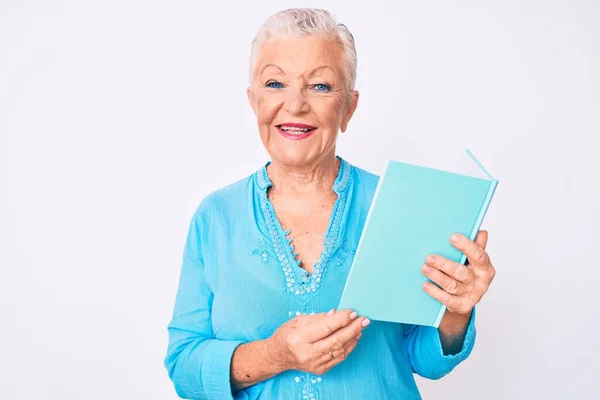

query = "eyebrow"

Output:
[[307, 65, 336, 77], [260, 64, 285, 75]]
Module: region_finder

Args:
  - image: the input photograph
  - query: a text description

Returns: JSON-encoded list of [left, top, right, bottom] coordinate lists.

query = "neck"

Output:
[[267, 155, 340, 197]]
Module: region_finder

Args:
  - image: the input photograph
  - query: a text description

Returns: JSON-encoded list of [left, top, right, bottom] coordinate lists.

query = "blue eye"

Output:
[[266, 81, 284, 89], [313, 83, 331, 92]]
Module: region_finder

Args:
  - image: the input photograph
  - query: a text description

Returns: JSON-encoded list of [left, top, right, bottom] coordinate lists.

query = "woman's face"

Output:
[[248, 36, 359, 168]]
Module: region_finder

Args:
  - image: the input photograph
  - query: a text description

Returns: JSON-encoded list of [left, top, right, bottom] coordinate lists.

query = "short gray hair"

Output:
[[249, 8, 357, 91]]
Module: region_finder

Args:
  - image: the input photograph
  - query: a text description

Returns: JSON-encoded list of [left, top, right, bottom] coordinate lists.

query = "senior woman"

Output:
[[164, 8, 496, 400]]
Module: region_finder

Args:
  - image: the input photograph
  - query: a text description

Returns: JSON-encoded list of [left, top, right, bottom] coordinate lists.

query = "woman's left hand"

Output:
[[421, 230, 495, 315]]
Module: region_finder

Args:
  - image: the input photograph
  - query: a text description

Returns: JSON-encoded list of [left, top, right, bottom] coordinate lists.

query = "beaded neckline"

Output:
[[255, 157, 352, 302]]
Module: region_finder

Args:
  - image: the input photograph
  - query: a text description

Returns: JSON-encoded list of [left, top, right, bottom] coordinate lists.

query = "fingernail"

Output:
[[451, 234, 460, 243], [422, 265, 432, 273], [349, 311, 358, 320], [426, 256, 435, 264], [327, 308, 335, 316], [361, 318, 371, 327]]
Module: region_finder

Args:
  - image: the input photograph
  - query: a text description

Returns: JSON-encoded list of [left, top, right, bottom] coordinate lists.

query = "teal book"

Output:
[[338, 149, 498, 327]]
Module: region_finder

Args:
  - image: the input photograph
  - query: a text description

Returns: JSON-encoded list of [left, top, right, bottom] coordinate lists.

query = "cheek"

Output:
[[314, 96, 346, 128], [334, 96, 347, 122], [256, 95, 280, 125]]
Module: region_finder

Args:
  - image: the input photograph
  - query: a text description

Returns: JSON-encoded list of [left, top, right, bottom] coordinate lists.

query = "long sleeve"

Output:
[[164, 210, 244, 399], [403, 309, 477, 380]]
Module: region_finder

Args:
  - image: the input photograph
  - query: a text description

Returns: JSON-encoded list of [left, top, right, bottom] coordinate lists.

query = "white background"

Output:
[[1, 0, 599, 399]]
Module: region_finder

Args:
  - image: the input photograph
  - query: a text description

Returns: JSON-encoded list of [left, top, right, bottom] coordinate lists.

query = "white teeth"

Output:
[[279, 126, 313, 133]]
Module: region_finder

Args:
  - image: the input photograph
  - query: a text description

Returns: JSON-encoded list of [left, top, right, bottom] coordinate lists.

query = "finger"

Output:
[[450, 233, 489, 268], [318, 334, 360, 371], [304, 309, 357, 343], [475, 230, 488, 250], [422, 281, 466, 312], [314, 316, 369, 354], [316, 332, 362, 365], [424, 255, 474, 284], [421, 264, 466, 295]]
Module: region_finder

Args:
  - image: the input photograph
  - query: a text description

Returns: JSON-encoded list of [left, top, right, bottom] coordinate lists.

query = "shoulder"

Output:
[[192, 172, 254, 225]]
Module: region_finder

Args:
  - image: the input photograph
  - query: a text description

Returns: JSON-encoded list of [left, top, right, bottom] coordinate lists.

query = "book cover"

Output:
[[337, 150, 498, 327]]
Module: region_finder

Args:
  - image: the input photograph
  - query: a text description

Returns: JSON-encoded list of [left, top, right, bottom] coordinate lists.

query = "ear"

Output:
[[340, 90, 359, 133], [247, 87, 257, 116]]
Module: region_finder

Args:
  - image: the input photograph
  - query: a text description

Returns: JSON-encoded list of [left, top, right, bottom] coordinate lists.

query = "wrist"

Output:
[[439, 309, 471, 335], [263, 337, 290, 374]]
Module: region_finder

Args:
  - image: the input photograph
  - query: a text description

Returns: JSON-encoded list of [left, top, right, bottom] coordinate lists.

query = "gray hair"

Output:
[[249, 8, 357, 91]]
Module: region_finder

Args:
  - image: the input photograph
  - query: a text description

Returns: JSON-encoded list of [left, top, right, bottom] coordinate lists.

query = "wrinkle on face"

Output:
[[247, 35, 358, 169]]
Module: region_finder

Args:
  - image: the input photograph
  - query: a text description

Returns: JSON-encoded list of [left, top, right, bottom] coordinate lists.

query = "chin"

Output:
[[269, 145, 319, 167]]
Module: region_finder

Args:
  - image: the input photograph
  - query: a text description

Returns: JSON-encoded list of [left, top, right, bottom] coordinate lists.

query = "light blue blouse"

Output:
[[164, 157, 476, 400]]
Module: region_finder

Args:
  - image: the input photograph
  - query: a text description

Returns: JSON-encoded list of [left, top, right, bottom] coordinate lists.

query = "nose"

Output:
[[285, 86, 310, 115]]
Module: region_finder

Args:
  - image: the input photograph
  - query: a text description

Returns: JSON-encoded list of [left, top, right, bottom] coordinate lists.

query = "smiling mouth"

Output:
[[276, 124, 317, 134]]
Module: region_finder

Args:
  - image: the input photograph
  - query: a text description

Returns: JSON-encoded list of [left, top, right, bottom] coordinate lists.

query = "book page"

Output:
[[385, 138, 493, 181]]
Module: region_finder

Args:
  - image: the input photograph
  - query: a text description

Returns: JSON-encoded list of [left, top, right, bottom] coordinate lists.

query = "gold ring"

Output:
[[328, 351, 335, 360]]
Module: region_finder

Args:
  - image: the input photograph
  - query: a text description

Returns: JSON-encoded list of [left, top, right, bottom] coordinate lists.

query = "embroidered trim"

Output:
[[332, 244, 356, 267], [255, 158, 352, 298], [296, 377, 320, 400], [249, 236, 277, 263]]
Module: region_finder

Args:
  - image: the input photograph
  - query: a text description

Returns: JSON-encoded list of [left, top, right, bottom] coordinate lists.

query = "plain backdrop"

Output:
[[1, 0, 599, 399]]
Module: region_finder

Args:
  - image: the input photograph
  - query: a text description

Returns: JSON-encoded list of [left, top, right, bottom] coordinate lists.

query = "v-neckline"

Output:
[[255, 156, 353, 302]]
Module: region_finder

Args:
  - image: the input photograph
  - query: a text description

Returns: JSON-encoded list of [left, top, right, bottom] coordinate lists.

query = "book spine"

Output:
[[467, 179, 498, 247], [431, 179, 498, 328], [433, 302, 446, 328]]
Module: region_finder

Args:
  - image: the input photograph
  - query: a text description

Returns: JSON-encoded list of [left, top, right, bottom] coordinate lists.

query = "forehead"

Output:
[[255, 36, 344, 76]]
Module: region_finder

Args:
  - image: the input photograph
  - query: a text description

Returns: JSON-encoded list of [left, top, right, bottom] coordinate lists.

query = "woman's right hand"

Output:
[[265, 309, 370, 375]]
